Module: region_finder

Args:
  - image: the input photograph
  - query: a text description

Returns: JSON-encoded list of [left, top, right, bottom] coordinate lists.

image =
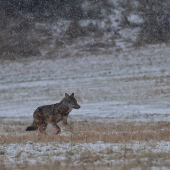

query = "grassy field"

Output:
[[0, 43, 170, 170], [1, 119, 170, 170], [1, 120, 170, 144]]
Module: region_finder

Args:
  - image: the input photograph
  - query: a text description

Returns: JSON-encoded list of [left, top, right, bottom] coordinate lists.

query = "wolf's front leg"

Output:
[[62, 116, 75, 135], [51, 121, 61, 135]]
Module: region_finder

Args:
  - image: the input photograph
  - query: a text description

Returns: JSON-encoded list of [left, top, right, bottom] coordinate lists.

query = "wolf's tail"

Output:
[[26, 125, 36, 131]]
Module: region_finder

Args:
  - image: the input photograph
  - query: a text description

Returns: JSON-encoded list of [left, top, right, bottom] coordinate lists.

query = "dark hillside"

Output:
[[0, 0, 170, 60]]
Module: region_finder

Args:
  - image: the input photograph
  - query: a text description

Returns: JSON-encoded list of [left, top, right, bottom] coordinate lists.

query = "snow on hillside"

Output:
[[0, 43, 170, 122], [1, 35, 170, 170]]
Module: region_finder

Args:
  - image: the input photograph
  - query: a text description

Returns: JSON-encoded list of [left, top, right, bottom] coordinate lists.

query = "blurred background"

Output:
[[1, 0, 170, 60], [0, 0, 170, 119]]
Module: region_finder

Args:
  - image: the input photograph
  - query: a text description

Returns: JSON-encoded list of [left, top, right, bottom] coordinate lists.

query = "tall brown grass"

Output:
[[1, 120, 170, 170], [1, 120, 170, 144]]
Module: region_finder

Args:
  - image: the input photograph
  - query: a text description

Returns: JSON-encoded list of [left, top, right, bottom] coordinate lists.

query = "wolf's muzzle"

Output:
[[75, 105, 81, 109]]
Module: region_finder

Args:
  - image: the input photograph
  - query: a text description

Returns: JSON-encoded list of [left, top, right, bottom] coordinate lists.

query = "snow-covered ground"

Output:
[[0, 43, 170, 169], [1, 141, 170, 167], [0, 43, 170, 122]]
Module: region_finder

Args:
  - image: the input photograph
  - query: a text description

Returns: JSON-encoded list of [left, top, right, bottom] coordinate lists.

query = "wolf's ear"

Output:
[[70, 93, 74, 97], [65, 93, 69, 99]]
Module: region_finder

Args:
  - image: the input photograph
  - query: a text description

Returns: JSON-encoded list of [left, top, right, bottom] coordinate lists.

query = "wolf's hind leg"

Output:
[[33, 109, 47, 134], [39, 122, 48, 135], [32, 120, 39, 130]]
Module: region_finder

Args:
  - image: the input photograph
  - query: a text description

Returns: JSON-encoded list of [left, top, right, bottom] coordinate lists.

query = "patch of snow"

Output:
[[2, 141, 170, 166], [0, 44, 170, 122], [127, 14, 144, 24]]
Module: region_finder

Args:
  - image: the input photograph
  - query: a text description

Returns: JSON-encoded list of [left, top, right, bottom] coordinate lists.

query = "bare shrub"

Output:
[[0, 12, 40, 59], [0, 0, 115, 59], [65, 21, 88, 39], [120, 0, 170, 44], [0, 0, 114, 20], [137, 0, 170, 43], [65, 21, 105, 39]]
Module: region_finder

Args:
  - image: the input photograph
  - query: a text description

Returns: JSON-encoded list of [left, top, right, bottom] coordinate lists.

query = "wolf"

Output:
[[26, 93, 80, 135]]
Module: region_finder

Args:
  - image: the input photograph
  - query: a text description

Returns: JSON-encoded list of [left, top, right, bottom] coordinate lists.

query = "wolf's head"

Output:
[[65, 93, 81, 109]]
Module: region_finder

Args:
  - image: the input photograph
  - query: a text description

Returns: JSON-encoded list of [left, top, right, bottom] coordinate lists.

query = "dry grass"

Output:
[[0, 163, 110, 170], [1, 120, 170, 144], [1, 157, 170, 170], [1, 119, 170, 169], [1, 148, 169, 170], [115, 152, 170, 170]]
